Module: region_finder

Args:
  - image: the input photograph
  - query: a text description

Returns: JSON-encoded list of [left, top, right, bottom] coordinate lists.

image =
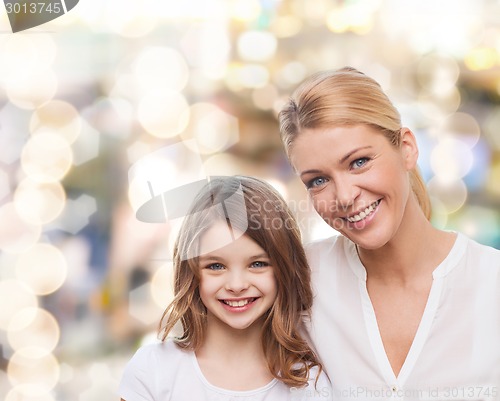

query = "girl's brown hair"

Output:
[[159, 175, 321, 387], [279, 66, 431, 220]]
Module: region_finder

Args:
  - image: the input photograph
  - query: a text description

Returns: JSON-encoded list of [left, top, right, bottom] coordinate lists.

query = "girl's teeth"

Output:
[[347, 201, 378, 223], [224, 299, 251, 307]]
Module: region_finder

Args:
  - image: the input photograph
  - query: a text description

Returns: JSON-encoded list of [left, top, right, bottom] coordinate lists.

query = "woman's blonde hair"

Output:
[[159, 175, 322, 387], [279, 66, 431, 220]]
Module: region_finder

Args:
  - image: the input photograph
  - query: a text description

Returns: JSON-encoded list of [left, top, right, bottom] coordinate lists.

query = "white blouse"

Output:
[[305, 233, 500, 401]]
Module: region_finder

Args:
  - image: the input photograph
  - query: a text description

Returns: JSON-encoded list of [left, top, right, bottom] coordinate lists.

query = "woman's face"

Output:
[[289, 124, 418, 249]]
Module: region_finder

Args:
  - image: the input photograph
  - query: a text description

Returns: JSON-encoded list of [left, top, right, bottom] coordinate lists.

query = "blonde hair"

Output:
[[279, 66, 431, 220], [159, 176, 322, 387]]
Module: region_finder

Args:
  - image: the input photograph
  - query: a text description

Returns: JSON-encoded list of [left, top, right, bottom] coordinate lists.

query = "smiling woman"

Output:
[[118, 175, 333, 400], [278, 67, 500, 400]]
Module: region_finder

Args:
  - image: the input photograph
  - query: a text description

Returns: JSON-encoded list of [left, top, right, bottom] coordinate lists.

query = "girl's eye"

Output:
[[206, 263, 225, 271], [351, 157, 370, 169], [251, 261, 270, 268], [306, 177, 328, 189]]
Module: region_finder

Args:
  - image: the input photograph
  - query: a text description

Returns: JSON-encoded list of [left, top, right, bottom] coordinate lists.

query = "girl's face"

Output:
[[198, 221, 278, 332], [289, 124, 418, 250]]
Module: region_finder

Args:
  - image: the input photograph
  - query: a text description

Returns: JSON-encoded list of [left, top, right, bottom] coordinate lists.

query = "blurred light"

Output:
[[128, 142, 206, 220], [14, 179, 66, 225], [229, 0, 261, 22], [487, 162, 500, 196], [233, 64, 270, 89], [0, 280, 38, 330], [271, 15, 303, 38], [71, 120, 100, 166], [129, 283, 163, 325], [237, 31, 277, 62], [278, 61, 307, 87], [448, 206, 500, 247], [0, 203, 41, 253], [431, 137, 474, 181], [104, 0, 157, 37], [180, 103, 239, 154], [5, 387, 55, 401], [463, 138, 490, 191], [438, 112, 481, 147], [6, 69, 58, 110], [252, 84, 279, 110], [326, 4, 374, 34], [417, 89, 461, 121], [50, 194, 97, 235], [83, 97, 134, 140], [416, 54, 460, 94], [137, 91, 190, 138], [8, 308, 60, 355], [151, 263, 174, 308], [7, 351, 59, 395], [180, 23, 230, 80], [155, 0, 227, 20], [202, 153, 243, 177], [427, 177, 468, 214], [30, 100, 82, 145], [482, 107, 500, 150], [429, 196, 449, 229], [0, 169, 10, 202], [0, 35, 56, 85], [464, 47, 497, 71], [126, 140, 156, 164], [0, 103, 31, 165], [265, 178, 288, 200], [15, 243, 67, 296], [21, 132, 73, 183], [133, 47, 189, 93]]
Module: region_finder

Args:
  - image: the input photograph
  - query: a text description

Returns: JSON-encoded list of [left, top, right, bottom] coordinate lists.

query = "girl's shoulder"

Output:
[[128, 339, 191, 367]]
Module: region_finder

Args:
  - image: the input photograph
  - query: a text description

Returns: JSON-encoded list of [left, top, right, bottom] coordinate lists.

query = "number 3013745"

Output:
[[5, 2, 61, 14]]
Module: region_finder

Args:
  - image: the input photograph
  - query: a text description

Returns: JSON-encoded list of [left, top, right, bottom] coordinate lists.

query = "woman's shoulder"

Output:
[[304, 234, 352, 267]]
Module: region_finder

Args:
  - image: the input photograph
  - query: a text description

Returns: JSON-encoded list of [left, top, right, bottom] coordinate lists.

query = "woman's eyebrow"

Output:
[[339, 146, 372, 164]]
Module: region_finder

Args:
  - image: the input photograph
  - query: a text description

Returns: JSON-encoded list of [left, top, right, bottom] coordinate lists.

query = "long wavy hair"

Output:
[[279, 66, 431, 220], [159, 175, 322, 387]]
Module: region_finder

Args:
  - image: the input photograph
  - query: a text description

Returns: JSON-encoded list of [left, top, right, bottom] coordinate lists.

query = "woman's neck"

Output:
[[358, 200, 456, 285]]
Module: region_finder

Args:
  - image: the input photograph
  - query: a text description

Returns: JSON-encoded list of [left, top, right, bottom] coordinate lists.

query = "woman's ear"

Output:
[[400, 128, 419, 170]]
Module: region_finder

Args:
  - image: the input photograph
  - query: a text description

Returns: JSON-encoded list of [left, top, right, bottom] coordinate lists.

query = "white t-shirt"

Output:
[[119, 340, 333, 401], [305, 232, 500, 401]]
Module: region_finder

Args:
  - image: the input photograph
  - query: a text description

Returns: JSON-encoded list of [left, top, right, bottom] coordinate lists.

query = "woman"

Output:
[[279, 67, 500, 400]]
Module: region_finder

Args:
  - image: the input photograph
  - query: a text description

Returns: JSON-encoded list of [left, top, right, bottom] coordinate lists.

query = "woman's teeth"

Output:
[[346, 200, 380, 223]]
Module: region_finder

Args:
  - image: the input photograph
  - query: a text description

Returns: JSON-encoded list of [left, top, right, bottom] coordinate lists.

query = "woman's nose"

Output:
[[333, 176, 360, 210]]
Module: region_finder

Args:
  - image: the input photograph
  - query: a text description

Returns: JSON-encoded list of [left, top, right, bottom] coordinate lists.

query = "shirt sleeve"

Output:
[[118, 346, 157, 401]]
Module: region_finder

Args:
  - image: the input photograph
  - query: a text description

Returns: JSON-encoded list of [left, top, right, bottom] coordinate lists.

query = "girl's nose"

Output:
[[225, 269, 249, 293]]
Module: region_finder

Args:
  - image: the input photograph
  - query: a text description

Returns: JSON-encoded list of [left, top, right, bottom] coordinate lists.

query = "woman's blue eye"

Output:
[[352, 158, 369, 169], [307, 177, 327, 188]]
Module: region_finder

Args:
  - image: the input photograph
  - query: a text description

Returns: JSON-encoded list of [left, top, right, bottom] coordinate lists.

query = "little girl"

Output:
[[119, 175, 332, 400]]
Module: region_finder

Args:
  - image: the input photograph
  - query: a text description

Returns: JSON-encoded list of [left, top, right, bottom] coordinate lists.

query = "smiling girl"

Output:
[[119, 176, 332, 401], [279, 67, 500, 400]]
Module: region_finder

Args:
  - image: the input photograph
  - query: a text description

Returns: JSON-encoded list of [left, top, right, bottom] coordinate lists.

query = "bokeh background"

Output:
[[0, 0, 499, 399]]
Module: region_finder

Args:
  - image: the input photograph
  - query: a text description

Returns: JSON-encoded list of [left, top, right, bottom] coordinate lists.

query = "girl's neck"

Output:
[[195, 317, 273, 391]]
